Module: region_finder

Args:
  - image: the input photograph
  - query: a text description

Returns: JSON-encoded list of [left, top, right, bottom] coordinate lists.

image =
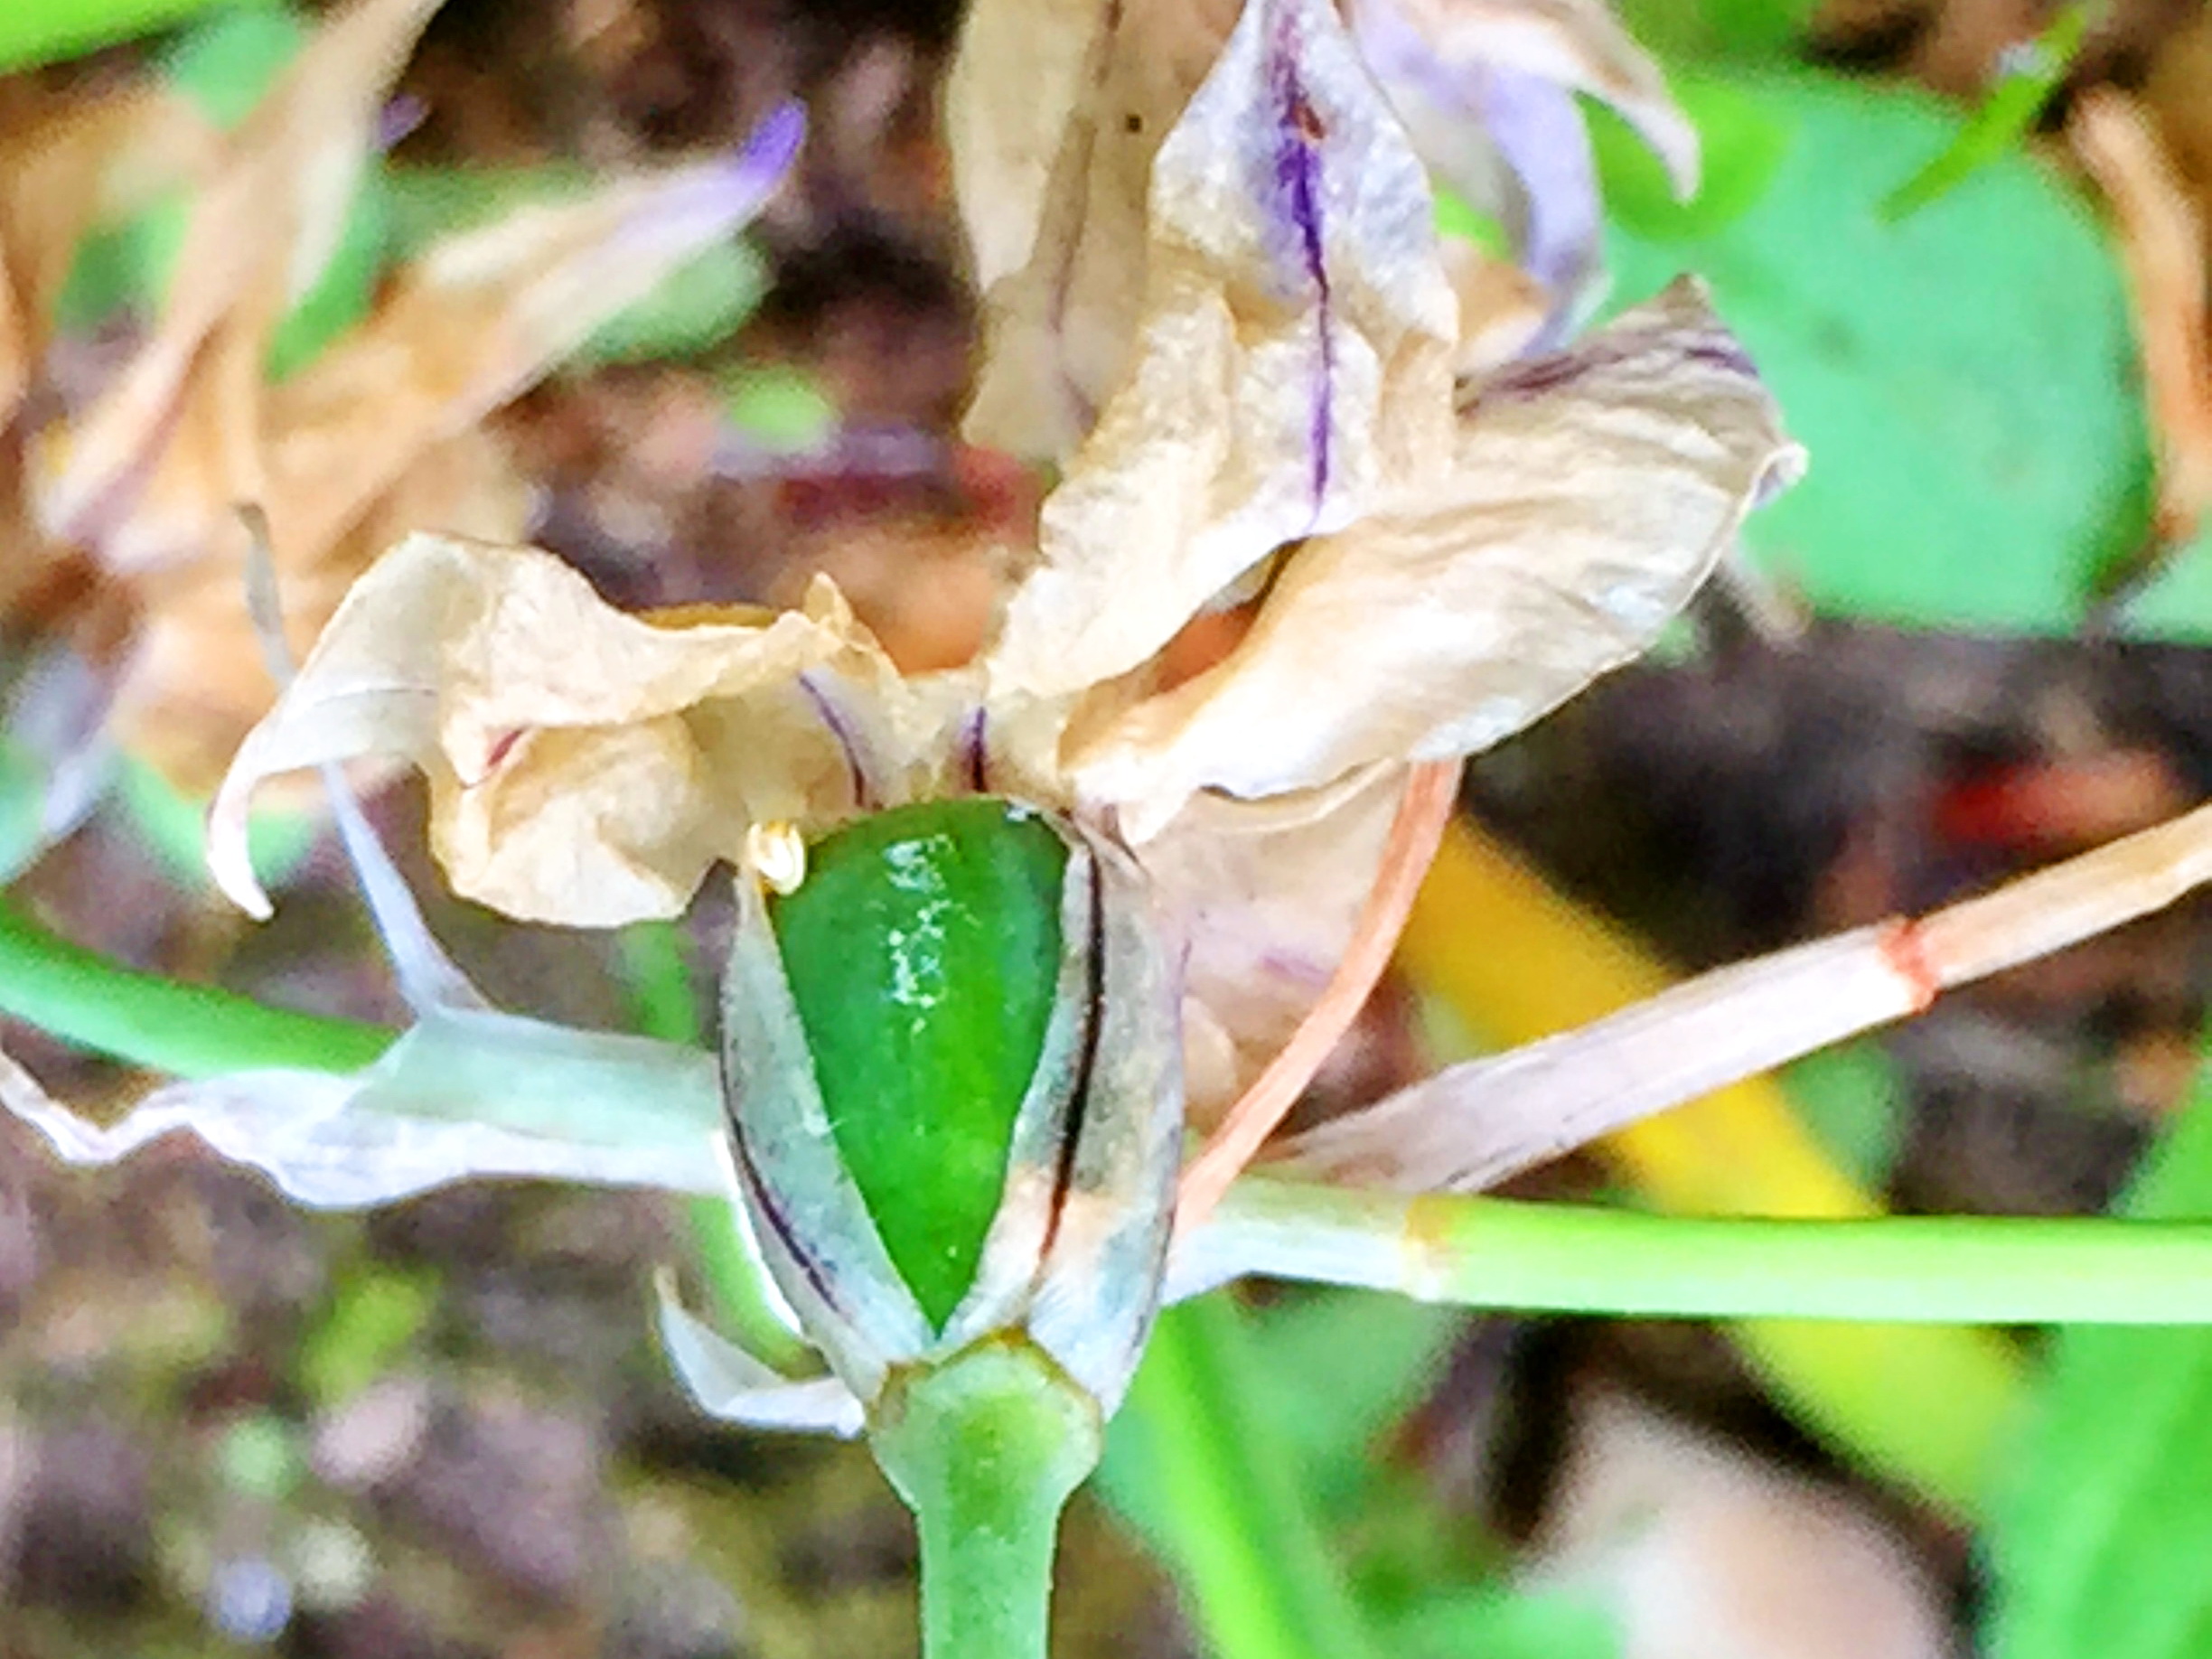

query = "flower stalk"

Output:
[[870, 1339, 1101, 1659]]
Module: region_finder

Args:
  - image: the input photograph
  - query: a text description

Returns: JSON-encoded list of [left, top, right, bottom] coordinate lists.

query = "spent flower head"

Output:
[[15, 0, 1798, 1447]]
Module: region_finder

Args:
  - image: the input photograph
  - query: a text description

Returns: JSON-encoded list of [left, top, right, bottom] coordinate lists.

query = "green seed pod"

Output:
[[718, 798, 1183, 1418]]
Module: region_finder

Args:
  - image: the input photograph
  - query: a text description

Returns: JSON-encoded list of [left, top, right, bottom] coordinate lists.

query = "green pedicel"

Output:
[[770, 800, 1069, 1328]]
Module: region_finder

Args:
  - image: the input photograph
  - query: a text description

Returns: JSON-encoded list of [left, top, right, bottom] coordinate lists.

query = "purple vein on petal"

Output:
[[1264, 1, 1335, 520], [800, 670, 875, 811], [959, 706, 989, 794]]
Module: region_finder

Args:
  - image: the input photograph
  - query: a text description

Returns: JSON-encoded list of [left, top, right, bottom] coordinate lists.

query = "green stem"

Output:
[[869, 1340, 1100, 1659], [1214, 1176, 2212, 1325], [0, 896, 393, 1078], [1111, 1298, 1381, 1659]]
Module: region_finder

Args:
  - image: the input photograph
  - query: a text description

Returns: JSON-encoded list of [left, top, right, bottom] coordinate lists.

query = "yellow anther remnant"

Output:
[[746, 821, 808, 895]]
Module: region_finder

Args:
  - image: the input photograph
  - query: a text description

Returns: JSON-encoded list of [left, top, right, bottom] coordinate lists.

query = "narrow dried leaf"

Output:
[[987, 0, 1460, 702], [1, 1012, 726, 1208], [1070, 280, 1804, 836], [208, 534, 923, 926]]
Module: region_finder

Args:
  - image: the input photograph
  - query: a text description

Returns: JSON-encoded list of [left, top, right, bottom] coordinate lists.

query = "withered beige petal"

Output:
[[266, 104, 802, 570], [0, 85, 220, 373], [988, 0, 1459, 704], [1138, 765, 1402, 1127], [110, 424, 530, 801], [954, 0, 1240, 457], [1072, 279, 1804, 839], [1348, 0, 1696, 198], [208, 534, 911, 926], [32, 0, 445, 562]]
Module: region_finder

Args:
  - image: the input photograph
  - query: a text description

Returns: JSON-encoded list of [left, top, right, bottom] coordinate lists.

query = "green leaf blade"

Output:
[[1985, 1059, 2212, 1659]]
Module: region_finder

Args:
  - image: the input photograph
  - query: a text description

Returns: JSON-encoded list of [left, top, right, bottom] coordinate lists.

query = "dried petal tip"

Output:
[[720, 799, 1183, 1417]]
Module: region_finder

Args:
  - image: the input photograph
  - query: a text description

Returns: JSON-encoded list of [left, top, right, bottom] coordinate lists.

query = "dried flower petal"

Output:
[[0, 85, 220, 395], [987, 0, 1460, 703], [952, 0, 1241, 457], [208, 533, 932, 925], [31, 0, 446, 565], [1070, 280, 1804, 837], [1137, 767, 1402, 1125], [264, 102, 805, 568], [1348, 0, 1696, 200]]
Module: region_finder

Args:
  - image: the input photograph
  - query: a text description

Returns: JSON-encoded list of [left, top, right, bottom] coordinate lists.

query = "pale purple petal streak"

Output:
[[1261, 4, 1336, 513]]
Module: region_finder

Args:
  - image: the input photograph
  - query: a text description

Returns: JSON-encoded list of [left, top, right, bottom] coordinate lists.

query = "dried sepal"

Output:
[[209, 532, 930, 924], [1068, 280, 1805, 836], [985, 0, 1459, 703], [654, 1271, 863, 1437]]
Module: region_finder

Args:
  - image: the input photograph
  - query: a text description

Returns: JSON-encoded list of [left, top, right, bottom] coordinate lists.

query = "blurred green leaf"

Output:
[[0, 0, 252, 73], [0, 737, 47, 884], [1434, 186, 1508, 258], [219, 1413, 305, 1500], [1385, 1586, 1620, 1659], [1606, 70, 2151, 636], [720, 364, 837, 453], [1881, 5, 2088, 221], [1100, 1297, 1384, 1659], [1101, 1293, 1604, 1659], [1983, 1052, 2212, 1659], [1614, 0, 1818, 64], [302, 1264, 438, 1407], [52, 4, 389, 375], [162, 0, 300, 127], [1783, 1041, 1911, 1190], [1589, 70, 1792, 243], [2114, 520, 2212, 639]]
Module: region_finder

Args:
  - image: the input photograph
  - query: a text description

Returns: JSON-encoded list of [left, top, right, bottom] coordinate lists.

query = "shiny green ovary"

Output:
[[768, 797, 1071, 1328]]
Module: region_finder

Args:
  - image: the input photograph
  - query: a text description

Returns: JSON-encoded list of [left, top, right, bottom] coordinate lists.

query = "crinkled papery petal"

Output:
[[951, 0, 1241, 457], [208, 533, 917, 927], [1072, 280, 1805, 839], [0, 1011, 725, 1208], [987, 0, 1459, 702], [31, 0, 445, 565], [265, 102, 802, 569], [1138, 767, 1403, 1127]]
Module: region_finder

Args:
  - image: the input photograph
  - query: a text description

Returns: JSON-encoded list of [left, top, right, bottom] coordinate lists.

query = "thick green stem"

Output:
[[0, 896, 393, 1077], [869, 1340, 1100, 1659], [1212, 1176, 2212, 1324]]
